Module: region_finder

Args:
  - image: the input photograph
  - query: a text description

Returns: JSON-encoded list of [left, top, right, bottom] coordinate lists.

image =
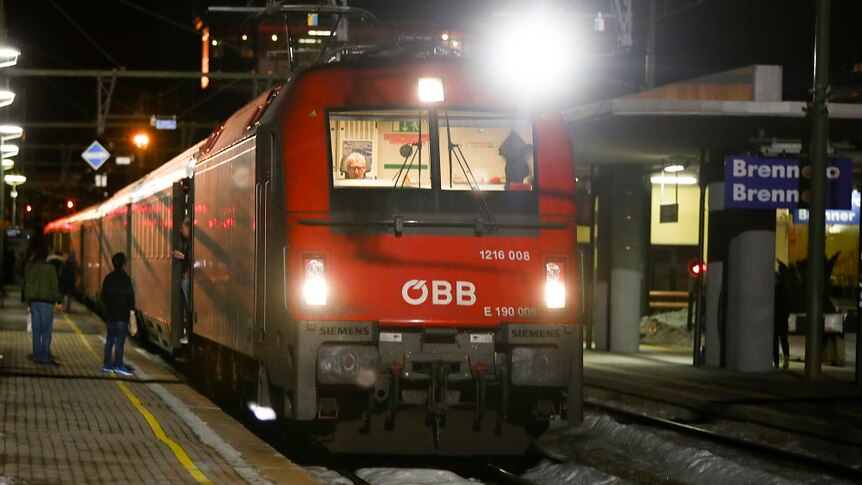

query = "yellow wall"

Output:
[[650, 184, 702, 245], [785, 214, 858, 289]]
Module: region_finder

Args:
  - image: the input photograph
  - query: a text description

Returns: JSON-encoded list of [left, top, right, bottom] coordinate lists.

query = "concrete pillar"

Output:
[[703, 156, 776, 371], [725, 213, 775, 371], [593, 164, 649, 352]]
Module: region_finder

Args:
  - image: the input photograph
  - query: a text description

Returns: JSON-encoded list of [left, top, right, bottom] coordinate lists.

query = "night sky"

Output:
[[2, 0, 861, 224]]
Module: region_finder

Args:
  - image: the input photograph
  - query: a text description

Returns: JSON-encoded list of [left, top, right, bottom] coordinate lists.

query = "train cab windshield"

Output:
[[327, 109, 539, 234], [330, 109, 534, 191]]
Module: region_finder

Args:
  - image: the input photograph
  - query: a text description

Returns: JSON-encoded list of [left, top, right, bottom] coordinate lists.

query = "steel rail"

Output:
[[585, 398, 862, 481]]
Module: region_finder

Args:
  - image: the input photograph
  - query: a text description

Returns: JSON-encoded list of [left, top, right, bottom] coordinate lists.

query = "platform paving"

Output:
[[0, 287, 318, 485]]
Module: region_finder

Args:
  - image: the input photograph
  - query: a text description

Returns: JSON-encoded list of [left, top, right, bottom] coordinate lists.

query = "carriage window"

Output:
[[329, 110, 432, 189], [439, 112, 534, 192]]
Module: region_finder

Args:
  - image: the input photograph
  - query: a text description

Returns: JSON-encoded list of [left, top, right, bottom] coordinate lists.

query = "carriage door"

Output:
[[170, 180, 191, 348]]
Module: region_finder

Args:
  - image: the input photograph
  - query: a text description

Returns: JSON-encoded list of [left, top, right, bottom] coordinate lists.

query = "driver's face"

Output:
[[346, 160, 367, 179]]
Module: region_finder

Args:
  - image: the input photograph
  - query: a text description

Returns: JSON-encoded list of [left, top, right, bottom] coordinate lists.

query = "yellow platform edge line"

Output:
[[64, 312, 212, 484]]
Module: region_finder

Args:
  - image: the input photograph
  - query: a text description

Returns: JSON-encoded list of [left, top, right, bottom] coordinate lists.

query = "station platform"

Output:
[[583, 337, 862, 449], [0, 287, 318, 485]]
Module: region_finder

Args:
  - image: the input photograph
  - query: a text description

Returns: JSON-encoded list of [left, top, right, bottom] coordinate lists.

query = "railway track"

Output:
[[583, 397, 862, 482]]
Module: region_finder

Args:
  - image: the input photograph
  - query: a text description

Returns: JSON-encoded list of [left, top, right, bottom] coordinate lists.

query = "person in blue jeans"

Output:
[[24, 246, 64, 365], [101, 252, 136, 376]]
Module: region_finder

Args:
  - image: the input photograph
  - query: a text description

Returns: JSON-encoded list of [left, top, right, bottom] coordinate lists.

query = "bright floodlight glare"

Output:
[[0, 144, 19, 158], [0, 124, 23, 141], [0, 46, 20, 68], [480, 8, 584, 102], [0, 90, 15, 108], [418, 77, 444, 102], [650, 175, 698, 185]]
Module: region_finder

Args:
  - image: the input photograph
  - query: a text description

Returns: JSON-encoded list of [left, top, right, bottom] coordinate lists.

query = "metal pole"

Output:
[[0, 143, 5, 305], [856, 196, 862, 385], [0, 0, 7, 304], [805, 0, 830, 379], [10, 190, 15, 228], [693, 148, 707, 366]]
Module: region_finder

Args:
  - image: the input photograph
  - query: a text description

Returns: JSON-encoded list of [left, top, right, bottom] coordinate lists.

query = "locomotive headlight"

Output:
[[303, 256, 328, 306], [418, 77, 444, 102], [545, 259, 566, 309]]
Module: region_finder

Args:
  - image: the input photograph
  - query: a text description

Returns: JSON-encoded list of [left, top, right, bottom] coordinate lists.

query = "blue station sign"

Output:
[[724, 155, 852, 210], [794, 190, 861, 225], [81, 140, 111, 171]]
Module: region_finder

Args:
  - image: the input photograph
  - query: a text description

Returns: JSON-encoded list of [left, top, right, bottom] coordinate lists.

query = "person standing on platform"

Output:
[[172, 217, 191, 343], [46, 250, 63, 276], [774, 272, 791, 369], [24, 246, 63, 366], [59, 251, 78, 313], [101, 252, 135, 376]]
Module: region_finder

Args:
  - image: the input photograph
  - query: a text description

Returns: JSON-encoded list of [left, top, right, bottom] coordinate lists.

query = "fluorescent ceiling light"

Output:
[[0, 90, 14, 108], [1, 159, 13, 170], [651, 175, 697, 185], [4, 173, 26, 185], [663, 164, 685, 173], [0, 144, 19, 157], [0, 46, 20, 68], [0, 125, 23, 141]]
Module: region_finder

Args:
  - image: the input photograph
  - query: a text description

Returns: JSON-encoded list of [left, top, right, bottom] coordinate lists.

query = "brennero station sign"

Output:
[[724, 155, 851, 210]]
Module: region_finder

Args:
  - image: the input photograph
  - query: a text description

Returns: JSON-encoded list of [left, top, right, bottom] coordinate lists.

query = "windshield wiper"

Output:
[[445, 113, 494, 224], [380, 115, 423, 222]]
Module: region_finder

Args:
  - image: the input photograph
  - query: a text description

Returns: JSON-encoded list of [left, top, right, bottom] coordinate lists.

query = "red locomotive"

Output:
[[47, 44, 582, 455]]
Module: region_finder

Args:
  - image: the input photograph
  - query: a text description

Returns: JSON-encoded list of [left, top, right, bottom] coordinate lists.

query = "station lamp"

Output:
[[0, 143, 19, 158], [0, 90, 14, 108], [0, 124, 23, 140], [4, 173, 26, 227], [133, 132, 150, 150], [0, 46, 20, 68], [650, 175, 697, 185]]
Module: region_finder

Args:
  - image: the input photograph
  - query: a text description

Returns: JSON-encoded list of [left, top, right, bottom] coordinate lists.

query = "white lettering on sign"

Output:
[[732, 184, 801, 203], [732, 158, 840, 180]]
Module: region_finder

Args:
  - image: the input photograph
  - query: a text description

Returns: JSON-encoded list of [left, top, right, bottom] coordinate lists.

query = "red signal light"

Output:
[[25, 204, 32, 213], [66, 200, 75, 210], [688, 258, 706, 277]]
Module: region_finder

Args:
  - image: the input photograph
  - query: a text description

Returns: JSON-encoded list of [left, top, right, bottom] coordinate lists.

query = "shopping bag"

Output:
[[26, 313, 32, 334], [128, 310, 138, 337]]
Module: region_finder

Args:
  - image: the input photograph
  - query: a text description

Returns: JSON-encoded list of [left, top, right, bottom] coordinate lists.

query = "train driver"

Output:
[[342, 152, 369, 179]]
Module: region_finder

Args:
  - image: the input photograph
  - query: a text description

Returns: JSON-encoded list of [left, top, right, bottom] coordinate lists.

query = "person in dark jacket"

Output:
[[58, 251, 78, 313], [24, 246, 63, 366], [101, 252, 135, 376]]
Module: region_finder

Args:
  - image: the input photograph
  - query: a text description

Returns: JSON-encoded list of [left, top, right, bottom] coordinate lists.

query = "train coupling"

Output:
[[534, 400, 557, 421], [317, 398, 338, 420]]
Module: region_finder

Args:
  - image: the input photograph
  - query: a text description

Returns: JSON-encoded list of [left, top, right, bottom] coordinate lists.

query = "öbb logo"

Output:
[[401, 280, 477, 306]]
